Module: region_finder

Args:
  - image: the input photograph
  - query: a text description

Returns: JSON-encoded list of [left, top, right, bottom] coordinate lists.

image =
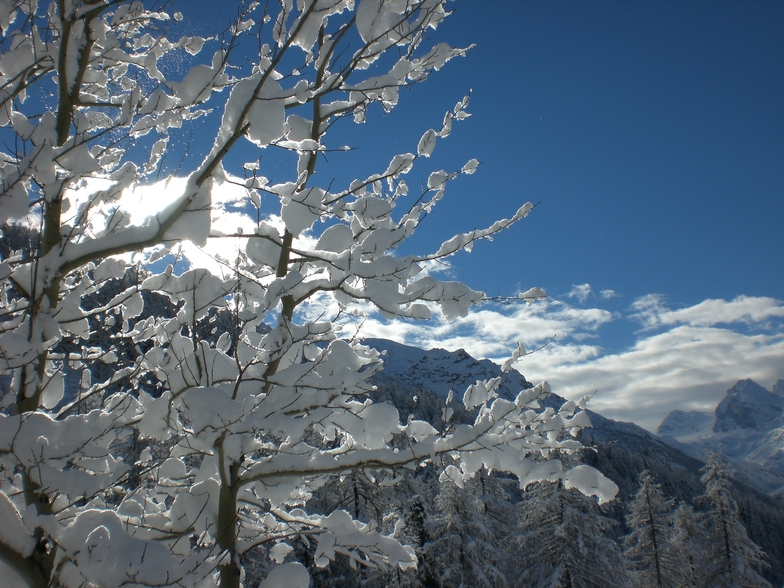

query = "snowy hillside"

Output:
[[657, 410, 714, 442]]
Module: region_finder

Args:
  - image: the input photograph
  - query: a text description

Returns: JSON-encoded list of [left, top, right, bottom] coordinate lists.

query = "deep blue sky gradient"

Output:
[[388, 1, 784, 306], [176, 1, 783, 357]]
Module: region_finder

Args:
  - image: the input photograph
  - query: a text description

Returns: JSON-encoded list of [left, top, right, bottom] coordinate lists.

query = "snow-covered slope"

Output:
[[657, 410, 714, 442], [361, 339, 784, 583], [657, 379, 784, 494], [363, 337, 532, 400]]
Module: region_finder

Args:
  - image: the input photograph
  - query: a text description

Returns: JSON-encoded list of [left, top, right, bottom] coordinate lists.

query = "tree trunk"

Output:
[[217, 455, 241, 588]]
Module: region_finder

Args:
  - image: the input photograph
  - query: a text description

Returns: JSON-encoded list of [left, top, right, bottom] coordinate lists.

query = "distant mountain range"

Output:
[[657, 379, 784, 495], [363, 338, 784, 583], [366, 337, 784, 497]]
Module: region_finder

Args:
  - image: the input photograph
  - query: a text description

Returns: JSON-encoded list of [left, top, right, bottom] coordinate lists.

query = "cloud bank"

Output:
[[317, 290, 784, 433]]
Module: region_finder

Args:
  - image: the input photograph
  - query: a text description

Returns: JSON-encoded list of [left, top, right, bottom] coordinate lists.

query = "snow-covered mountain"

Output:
[[657, 379, 784, 494], [364, 338, 784, 497], [361, 338, 784, 584], [656, 409, 714, 442], [362, 337, 532, 400], [363, 336, 717, 493], [715, 378, 784, 432]]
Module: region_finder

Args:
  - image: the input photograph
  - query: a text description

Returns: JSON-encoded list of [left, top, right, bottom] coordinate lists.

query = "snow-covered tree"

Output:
[[425, 476, 507, 588], [0, 1, 616, 587], [514, 478, 629, 588], [697, 453, 771, 588], [404, 490, 439, 588], [623, 470, 679, 588], [667, 504, 706, 588]]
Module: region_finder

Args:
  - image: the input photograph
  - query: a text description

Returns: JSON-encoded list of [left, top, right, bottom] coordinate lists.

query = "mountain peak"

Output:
[[362, 337, 532, 400], [773, 379, 784, 398], [714, 379, 784, 433], [657, 409, 714, 440]]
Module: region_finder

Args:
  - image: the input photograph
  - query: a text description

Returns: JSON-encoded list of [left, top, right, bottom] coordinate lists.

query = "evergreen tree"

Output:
[[407, 490, 441, 588], [425, 476, 508, 588], [476, 471, 519, 565], [698, 453, 772, 588], [623, 470, 679, 587], [515, 479, 628, 588], [667, 504, 706, 588]]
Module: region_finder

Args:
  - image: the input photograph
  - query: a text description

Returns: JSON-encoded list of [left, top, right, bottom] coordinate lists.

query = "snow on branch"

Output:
[[0, 2, 612, 587]]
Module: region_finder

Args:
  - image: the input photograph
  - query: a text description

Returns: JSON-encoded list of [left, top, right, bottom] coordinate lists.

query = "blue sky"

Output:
[[324, 1, 784, 430], [169, 1, 784, 431], [364, 1, 784, 303]]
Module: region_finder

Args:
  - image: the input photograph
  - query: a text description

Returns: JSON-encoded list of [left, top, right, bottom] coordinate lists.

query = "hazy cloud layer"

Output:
[[325, 291, 784, 433]]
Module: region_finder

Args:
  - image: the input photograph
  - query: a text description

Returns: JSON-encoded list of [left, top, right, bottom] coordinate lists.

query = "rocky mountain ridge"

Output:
[[657, 379, 784, 494], [362, 337, 532, 400]]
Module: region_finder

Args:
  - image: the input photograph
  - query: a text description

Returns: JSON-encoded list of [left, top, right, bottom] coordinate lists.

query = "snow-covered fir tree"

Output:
[[667, 504, 706, 588], [405, 491, 439, 588], [697, 453, 772, 588], [623, 470, 679, 588], [514, 478, 629, 588], [474, 470, 519, 567], [424, 475, 507, 588]]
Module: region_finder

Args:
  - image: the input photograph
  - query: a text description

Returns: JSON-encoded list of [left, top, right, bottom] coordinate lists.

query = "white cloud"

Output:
[[530, 297, 784, 432], [313, 291, 784, 434], [600, 289, 618, 299], [535, 324, 784, 433], [353, 299, 615, 362], [567, 283, 592, 303], [653, 295, 784, 327]]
